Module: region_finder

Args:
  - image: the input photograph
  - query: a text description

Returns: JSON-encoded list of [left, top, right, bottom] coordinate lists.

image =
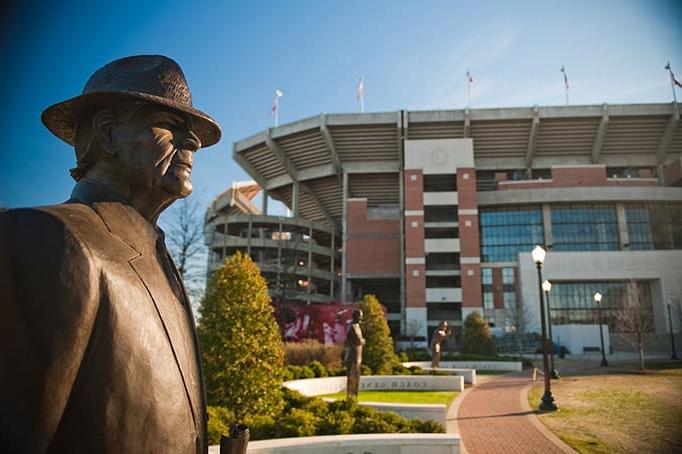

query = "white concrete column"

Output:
[[616, 203, 629, 250], [292, 182, 300, 217], [542, 204, 553, 249]]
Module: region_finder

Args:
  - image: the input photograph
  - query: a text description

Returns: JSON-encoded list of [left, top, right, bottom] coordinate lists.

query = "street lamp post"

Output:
[[668, 301, 678, 360], [531, 245, 557, 411], [594, 292, 608, 367], [542, 280, 559, 379]]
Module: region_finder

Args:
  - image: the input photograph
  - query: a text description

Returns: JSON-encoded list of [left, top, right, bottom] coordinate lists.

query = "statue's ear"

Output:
[[91, 110, 117, 156]]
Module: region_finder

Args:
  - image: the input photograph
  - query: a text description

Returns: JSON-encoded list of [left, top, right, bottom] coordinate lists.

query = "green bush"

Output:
[[240, 387, 445, 440], [358, 295, 397, 374], [284, 339, 344, 368], [308, 360, 329, 377], [360, 364, 373, 376], [400, 349, 431, 361], [198, 251, 285, 420], [460, 311, 497, 356], [207, 406, 235, 445], [398, 351, 409, 362]]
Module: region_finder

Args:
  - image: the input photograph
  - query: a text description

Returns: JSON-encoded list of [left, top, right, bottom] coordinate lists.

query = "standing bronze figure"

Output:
[[0, 55, 221, 453], [431, 320, 452, 368], [345, 308, 366, 399]]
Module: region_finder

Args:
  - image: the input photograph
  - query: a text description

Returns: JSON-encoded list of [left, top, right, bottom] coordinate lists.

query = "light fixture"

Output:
[[542, 280, 552, 293], [531, 245, 546, 265], [594, 292, 602, 303]]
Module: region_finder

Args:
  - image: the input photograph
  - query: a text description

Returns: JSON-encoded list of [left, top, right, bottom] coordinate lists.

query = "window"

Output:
[[423, 174, 457, 192], [480, 206, 544, 262], [548, 281, 653, 331], [425, 227, 459, 238], [426, 253, 460, 270], [551, 204, 619, 251], [626, 203, 682, 250], [481, 268, 493, 309], [426, 275, 461, 288], [427, 303, 461, 321], [424, 205, 458, 222]]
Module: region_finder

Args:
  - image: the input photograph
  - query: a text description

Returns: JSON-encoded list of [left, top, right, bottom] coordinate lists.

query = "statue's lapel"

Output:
[[91, 202, 201, 424]]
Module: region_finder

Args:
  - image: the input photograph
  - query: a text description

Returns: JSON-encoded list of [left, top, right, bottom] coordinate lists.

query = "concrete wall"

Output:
[[517, 250, 682, 336], [283, 375, 465, 396], [213, 433, 461, 454], [552, 324, 610, 355], [402, 361, 522, 372]]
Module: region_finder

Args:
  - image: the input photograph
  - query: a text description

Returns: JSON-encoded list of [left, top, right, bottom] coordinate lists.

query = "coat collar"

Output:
[[69, 179, 161, 257]]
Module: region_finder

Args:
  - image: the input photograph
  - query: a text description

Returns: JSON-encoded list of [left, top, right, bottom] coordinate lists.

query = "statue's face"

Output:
[[111, 103, 200, 199]]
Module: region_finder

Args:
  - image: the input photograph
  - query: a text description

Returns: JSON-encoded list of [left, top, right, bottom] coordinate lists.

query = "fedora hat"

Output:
[[41, 55, 221, 148]]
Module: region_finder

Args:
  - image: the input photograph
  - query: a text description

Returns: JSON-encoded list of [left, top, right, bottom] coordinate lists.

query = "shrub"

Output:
[[284, 339, 344, 368], [361, 364, 373, 376], [198, 251, 284, 420], [207, 406, 235, 445], [358, 294, 397, 374], [398, 351, 409, 362], [308, 360, 329, 377], [460, 311, 497, 356], [274, 408, 320, 438], [401, 348, 431, 361]]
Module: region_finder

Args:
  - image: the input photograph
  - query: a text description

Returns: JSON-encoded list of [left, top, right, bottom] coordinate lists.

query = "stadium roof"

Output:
[[233, 103, 681, 226]]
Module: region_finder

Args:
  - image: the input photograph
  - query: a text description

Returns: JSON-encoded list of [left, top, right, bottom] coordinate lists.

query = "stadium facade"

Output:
[[206, 102, 682, 351]]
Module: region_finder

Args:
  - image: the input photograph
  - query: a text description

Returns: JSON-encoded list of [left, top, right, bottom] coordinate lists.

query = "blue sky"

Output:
[[1, 0, 681, 218]]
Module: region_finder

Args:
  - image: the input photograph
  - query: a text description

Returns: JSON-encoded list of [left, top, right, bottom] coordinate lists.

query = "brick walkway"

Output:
[[449, 374, 575, 454]]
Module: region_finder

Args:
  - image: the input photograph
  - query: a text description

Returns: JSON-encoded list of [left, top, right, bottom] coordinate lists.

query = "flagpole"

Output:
[[275, 96, 279, 127], [667, 62, 678, 104], [561, 65, 569, 106]]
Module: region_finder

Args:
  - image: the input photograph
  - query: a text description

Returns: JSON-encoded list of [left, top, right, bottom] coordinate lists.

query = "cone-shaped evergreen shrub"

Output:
[[358, 294, 396, 374], [460, 311, 497, 356], [198, 251, 284, 419]]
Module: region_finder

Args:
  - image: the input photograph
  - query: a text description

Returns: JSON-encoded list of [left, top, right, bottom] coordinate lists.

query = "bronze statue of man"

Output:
[[431, 320, 452, 368], [0, 55, 221, 453], [345, 308, 366, 399]]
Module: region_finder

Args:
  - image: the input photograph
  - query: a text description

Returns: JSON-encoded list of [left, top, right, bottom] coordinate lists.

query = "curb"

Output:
[[521, 381, 577, 453]]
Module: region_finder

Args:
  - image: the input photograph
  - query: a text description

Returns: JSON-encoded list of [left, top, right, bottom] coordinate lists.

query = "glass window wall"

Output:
[[626, 203, 682, 250], [551, 204, 619, 251], [480, 206, 544, 262]]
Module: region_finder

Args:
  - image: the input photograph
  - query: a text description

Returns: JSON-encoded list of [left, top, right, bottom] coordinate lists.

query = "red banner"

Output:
[[274, 302, 356, 344]]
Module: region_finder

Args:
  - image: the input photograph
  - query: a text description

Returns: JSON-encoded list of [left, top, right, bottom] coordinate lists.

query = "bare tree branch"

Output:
[[613, 280, 653, 371], [164, 197, 208, 307]]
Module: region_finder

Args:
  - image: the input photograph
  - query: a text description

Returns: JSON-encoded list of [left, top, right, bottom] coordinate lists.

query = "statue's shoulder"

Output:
[[0, 203, 106, 256]]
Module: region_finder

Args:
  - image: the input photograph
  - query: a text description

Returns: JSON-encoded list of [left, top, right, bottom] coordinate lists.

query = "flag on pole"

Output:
[[466, 70, 474, 106], [666, 62, 682, 88], [560, 65, 570, 90], [357, 75, 365, 112], [270, 89, 283, 126]]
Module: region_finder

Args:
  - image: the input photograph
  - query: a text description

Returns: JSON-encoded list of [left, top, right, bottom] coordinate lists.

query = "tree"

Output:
[[358, 294, 396, 374], [198, 251, 285, 419], [613, 280, 653, 371], [461, 311, 497, 356], [405, 318, 425, 350], [504, 298, 534, 354], [164, 197, 206, 307]]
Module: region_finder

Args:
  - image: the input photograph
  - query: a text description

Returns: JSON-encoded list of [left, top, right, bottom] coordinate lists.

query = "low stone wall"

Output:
[[208, 433, 461, 454], [401, 366, 476, 385], [283, 375, 462, 426], [402, 360, 522, 372], [283, 375, 465, 396]]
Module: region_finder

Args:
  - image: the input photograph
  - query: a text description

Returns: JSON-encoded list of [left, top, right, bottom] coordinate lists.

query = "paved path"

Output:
[[447, 373, 575, 454]]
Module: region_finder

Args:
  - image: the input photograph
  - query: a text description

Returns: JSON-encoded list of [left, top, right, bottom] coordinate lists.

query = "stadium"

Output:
[[205, 102, 682, 353]]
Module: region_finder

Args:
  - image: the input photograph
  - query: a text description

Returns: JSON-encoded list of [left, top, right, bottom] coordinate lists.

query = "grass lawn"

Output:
[[528, 360, 682, 453], [321, 390, 459, 406]]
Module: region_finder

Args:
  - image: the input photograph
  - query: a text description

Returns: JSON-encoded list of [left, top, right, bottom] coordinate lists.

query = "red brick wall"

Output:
[[346, 199, 400, 274], [457, 168, 482, 309], [492, 267, 504, 310], [404, 170, 425, 308], [498, 166, 657, 190]]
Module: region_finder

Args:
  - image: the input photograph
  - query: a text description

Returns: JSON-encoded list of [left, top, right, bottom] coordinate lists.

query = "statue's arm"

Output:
[[0, 209, 100, 452]]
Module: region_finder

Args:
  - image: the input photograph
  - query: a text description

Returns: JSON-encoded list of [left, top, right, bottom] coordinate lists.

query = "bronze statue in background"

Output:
[[431, 320, 452, 368], [0, 55, 223, 453], [345, 308, 366, 399]]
